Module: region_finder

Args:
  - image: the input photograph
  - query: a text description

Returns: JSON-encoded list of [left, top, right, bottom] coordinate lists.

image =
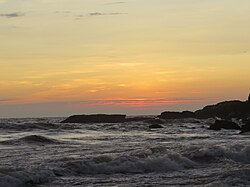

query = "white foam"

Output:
[[187, 145, 250, 163], [62, 150, 196, 174]]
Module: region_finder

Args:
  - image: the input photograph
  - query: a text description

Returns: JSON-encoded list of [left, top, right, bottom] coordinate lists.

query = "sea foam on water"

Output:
[[0, 117, 249, 186]]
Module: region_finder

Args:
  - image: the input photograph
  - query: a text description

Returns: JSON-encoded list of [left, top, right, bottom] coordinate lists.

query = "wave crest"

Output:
[[60, 149, 196, 175], [187, 145, 250, 163]]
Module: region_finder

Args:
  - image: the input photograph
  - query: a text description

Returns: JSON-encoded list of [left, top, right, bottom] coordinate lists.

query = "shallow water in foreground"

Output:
[[0, 117, 249, 187]]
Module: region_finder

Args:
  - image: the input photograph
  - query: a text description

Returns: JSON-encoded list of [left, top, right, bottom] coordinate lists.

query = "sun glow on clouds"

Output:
[[0, 0, 250, 117], [85, 98, 197, 108]]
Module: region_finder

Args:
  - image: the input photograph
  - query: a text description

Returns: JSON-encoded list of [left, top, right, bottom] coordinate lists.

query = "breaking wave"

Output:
[[57, 149, 196, 175], [0, 169, 55, 187], [186, 145, 250, 163], [0, 148, 196, 186]]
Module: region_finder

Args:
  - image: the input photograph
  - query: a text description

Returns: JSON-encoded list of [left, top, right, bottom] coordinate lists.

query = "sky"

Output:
[[0, 0, 250, 117]]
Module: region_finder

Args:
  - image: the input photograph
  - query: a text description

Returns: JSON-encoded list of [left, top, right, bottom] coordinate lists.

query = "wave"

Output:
[[0, 122, 60, 130], [0, 148, 196, 186], [57, 149, 196, 175], [204, 169, 250, 187], [19, 135, 59, 144], [1, 135, 60, 145], [186, 145, 250, 163], [1, 146, 249, 187], [0, 117, 206, 132], [0, 169, 55, 187]]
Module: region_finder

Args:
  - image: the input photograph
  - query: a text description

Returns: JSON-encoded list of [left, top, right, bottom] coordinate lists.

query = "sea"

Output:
[[0, 117, 249, 187]]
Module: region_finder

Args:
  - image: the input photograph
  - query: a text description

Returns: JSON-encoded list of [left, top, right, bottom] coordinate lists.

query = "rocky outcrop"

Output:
[[159, 94, 250, 120], [195, 100, 250, 119], [208, 120, 241, 131], [158, 111, 195, 119], [61, 114, 126, 123]]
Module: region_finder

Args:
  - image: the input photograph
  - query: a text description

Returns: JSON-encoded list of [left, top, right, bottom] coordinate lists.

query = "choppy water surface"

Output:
[[0, 117, 249, 187]]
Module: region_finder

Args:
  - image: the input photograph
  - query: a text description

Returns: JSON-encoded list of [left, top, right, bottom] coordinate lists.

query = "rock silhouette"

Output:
[[148, 124, 164, 129], [159, 94, 250, 120], [125, 116, 154, 122], [208, 120, 241, 131], [240, 119, 250, 133], [61, 114, 126, 123], [145, 118, 165, 125], [62, 94, 250, 130], [195, 100, 250, 119], [158, 111, 195, 119]]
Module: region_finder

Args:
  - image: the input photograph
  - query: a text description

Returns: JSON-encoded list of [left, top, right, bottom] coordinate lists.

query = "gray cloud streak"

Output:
[[104, 2, 126, 5], [89, 12, 124, 16], [77, 12, 126, 18], [0, 12, 25, 18]]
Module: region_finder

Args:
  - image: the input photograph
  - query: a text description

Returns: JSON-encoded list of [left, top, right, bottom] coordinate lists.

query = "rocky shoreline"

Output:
[[61, 94, 250, 133]]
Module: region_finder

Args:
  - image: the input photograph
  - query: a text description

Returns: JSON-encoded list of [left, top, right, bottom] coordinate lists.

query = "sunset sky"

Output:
[[0, 0, 250, 117]]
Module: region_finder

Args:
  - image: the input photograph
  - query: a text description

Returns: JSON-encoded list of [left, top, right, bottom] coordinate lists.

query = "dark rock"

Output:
[[209, 120, 241, 131], [145, 118, 165, 125], [1, 135, 58, 145], [125, 116, 154, 122], [242, 118, 250, 124], [241, 123, 250, 133], [19, 135, 57, 144], [61, 114, 126, 123], [149, 124, 164, 129], [158, 111, 195, 119], [195, 98, 250, 119], [240, 118, 250, 133], [158, 94, 250, 120], [189, 119, 201, 124]]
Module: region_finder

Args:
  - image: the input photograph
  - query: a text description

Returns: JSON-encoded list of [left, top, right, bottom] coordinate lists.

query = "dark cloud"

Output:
[[0, 12, 25, 18], [87, 12, 125, 16]]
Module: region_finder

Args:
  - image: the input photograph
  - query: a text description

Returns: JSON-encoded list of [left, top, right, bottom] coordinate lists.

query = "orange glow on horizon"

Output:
[[0, 0, 250, 117], [85, 98, 198, 108]]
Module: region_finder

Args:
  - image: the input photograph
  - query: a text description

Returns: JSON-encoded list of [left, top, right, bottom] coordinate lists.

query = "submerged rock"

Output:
[[158, 111, 195, 119], [241, 124, 250, 133], [148, 124, 164, 129], [125, 116, 154, 122], [209, 120, 241, 131], [145, 118, 165, 125], [240, 118, 250, 133], [14, 135, 58, 145], [61, 114, 126, 123]]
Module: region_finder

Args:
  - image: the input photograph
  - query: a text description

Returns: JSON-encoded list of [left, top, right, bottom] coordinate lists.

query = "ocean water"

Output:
[[0, 117, 249, 187]]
